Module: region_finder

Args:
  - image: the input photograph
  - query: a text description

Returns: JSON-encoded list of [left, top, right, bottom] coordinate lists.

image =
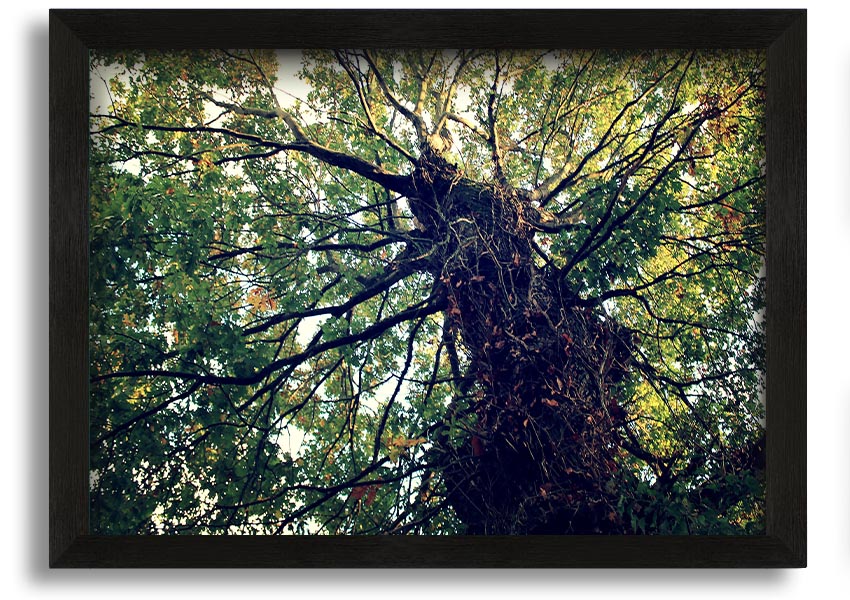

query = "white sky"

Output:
[[274, 50, 312, 110]]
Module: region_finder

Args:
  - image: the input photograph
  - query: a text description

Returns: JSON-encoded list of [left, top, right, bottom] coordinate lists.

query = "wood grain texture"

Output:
[[49, 8, 807, 568], [48, 12, 90, 567], [766, 14, 807, 566], [56, 535, 800, 569], [52, 9, 799, 48]]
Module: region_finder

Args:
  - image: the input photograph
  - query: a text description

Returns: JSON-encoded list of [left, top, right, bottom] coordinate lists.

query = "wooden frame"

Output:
[[50, 9, 806, 567]]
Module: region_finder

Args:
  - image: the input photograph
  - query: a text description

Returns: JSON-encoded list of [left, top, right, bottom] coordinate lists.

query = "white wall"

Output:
[[3, 0, 844, 596]]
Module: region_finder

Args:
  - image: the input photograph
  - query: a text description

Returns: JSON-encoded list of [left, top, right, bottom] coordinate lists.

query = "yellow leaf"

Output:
[[386, 435, 427, 463], [128, 382, 152, 405], [247, 287, 275, 312]]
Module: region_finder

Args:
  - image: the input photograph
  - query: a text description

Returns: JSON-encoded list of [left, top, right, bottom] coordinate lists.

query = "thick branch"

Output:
[[92, 296, 447, 387], [242, 260, 417, 336], [487, 55, 509, 187], [362, 51, 427, 143], [93, 114, 415, 196]]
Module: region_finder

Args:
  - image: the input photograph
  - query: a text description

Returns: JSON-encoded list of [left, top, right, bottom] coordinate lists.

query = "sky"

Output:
[[4, 0, 850, 597]]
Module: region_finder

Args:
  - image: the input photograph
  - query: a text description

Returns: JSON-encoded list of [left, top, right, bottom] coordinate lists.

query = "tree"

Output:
[[89, 49, 766, 535]]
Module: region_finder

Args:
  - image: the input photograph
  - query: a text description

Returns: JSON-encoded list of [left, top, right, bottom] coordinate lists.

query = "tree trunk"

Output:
[[408, 147, 633, 534]]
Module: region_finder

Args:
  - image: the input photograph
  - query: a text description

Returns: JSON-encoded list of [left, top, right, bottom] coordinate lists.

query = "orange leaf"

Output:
[[350, 485, 368, 501], [471, 435, 485, 457]]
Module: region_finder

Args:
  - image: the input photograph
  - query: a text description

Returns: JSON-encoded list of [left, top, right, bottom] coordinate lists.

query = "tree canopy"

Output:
[[89, 49, 766, 535]]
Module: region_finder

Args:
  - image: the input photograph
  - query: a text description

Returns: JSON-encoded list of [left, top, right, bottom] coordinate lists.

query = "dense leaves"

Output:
[[89, 49, 765, 534]]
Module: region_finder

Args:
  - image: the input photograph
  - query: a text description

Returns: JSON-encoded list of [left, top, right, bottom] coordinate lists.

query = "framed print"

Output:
[[50, 9, 805, 567]]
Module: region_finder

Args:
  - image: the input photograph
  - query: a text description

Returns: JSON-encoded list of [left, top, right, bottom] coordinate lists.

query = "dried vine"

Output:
[[407, 146, 633, 534]]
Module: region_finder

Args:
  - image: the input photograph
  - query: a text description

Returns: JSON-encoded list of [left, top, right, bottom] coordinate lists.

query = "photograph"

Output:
[[87, 48, 767, 537]]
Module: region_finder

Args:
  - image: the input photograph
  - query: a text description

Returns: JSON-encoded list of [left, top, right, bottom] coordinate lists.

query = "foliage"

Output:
[[89, 49, 765, 534]]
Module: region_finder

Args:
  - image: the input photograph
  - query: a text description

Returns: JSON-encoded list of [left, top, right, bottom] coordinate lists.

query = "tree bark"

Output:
[[406, 146, 633, 534]]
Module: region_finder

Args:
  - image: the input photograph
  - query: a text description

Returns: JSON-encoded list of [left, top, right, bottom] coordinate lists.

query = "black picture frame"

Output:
[[49, 9, 806, 568]]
